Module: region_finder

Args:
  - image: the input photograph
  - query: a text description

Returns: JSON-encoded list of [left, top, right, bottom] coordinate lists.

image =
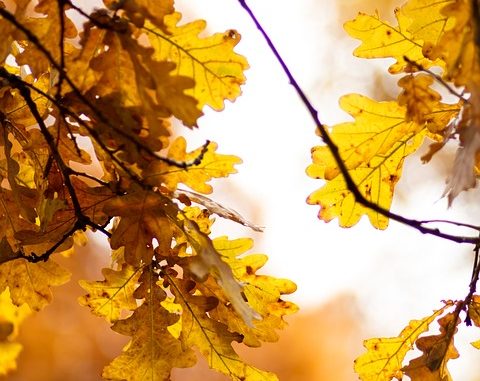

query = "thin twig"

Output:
[[403, 56, 467, 102]]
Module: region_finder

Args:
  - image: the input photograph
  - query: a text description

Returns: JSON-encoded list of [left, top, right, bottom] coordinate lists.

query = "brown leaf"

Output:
[[403, 312, 460, 381]]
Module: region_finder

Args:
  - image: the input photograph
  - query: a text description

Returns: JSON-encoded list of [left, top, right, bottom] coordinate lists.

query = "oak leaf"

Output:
[[104, 191, 173, 266], [103, 0, 174, 28], [398, 74, 442, 125], [170, 276, 278, 381], [306, 94, 426, 228], [344, 8, 441, 74], [147, 137, 241, 194], [354, 305, 449, 381], [0, 258, 70, 311], [78, 265, 142, 323], [204, 236, 298, 347], [403, 312, 460, 381], [425, 0, 477, 86], [102, 269, 196, 381], [147, 12, 248, 110]]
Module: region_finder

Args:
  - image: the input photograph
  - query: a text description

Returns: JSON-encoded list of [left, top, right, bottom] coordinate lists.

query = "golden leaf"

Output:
[[102, 269, 196, 381], [398, 74, 442, 124], [344, 9, 441, 74], [103, 0, 174, 28], [147, 137, 241, 194], [104, 191, 173, 266], [0, 258, 70, 311], [205, 236, 298, 347], [147, 12, 248, 110], [306, 94, 426, 228], [0, 288, 31, 376], [403, 312, 460, 381], [354, 304, 450, 381], [78, 265, 141, 323], [171, 276, 278, 381]]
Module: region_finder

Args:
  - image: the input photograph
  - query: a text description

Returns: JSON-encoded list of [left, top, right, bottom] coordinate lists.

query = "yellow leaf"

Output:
[[344, 8, 442, 74], [0, 258, 70, 311], [425, 0, 477, 86], [78, 265, 141, 323], [181, 220, 261, 327], [354, 305, 449, 381], [306, 94, 426, 228], [400, 0, 456, 54], [103, 0, 173, 28], [0, 342, 22, 376], [171, 277, 278, 381], [102, 270, 196, 381], [205, 236, 298, 347], [147, 137, 241, 194], [403, 312, 460, 381], [398, 74, 442, 124], [104, 191, 173, 266], [147, 12, 248, 110], [0, 288, 31, 376], [14, 0, 77, 77]]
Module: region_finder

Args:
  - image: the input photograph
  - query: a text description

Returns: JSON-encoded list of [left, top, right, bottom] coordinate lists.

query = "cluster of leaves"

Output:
[[302, 0, 480, 379], [0, 0, 298, 380]]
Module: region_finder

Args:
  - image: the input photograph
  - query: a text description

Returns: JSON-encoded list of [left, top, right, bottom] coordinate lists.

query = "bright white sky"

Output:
[[173, 1, 480, 378]]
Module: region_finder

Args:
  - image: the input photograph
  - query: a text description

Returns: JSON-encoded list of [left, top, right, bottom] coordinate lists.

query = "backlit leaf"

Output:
[[171, 276, 278, 381], [147, 137, 241, 194], [306, 94, 426, 228], [102, 268, 196, 381], [354, 304, 450, 381], [0, 258, 70, 311], [403, 312, 460, 381], [147, 12, 248, 110], [344, 9, 440, 73], [78, 265, 141, 323]]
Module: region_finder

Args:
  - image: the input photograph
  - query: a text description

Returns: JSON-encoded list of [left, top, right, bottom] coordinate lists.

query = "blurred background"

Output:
[[6, 0, 480, 380]]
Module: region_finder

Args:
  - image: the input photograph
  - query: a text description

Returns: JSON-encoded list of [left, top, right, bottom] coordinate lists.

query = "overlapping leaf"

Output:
[[202, 236, 298, 347], [0, 258, 70, 311], [170, 276, 278, 381], [78, 265, 141, 323], [403, 312, 460, 380], [147, 137, 241, 194], [354, 305, 449, 381], [103, 190, 173, 266], [147, 12, 248, 110], [102, 268, 196, 381]]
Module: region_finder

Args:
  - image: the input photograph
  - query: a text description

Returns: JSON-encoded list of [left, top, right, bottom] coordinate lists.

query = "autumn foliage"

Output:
[[0, 0, 298, 380], [5, 0, 480, 380], [303, 0, 480, 380]]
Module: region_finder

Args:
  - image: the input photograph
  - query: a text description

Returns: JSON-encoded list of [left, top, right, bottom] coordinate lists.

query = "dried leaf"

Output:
[[174, 188, 264, 232], [403, 312, 460, 381]]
